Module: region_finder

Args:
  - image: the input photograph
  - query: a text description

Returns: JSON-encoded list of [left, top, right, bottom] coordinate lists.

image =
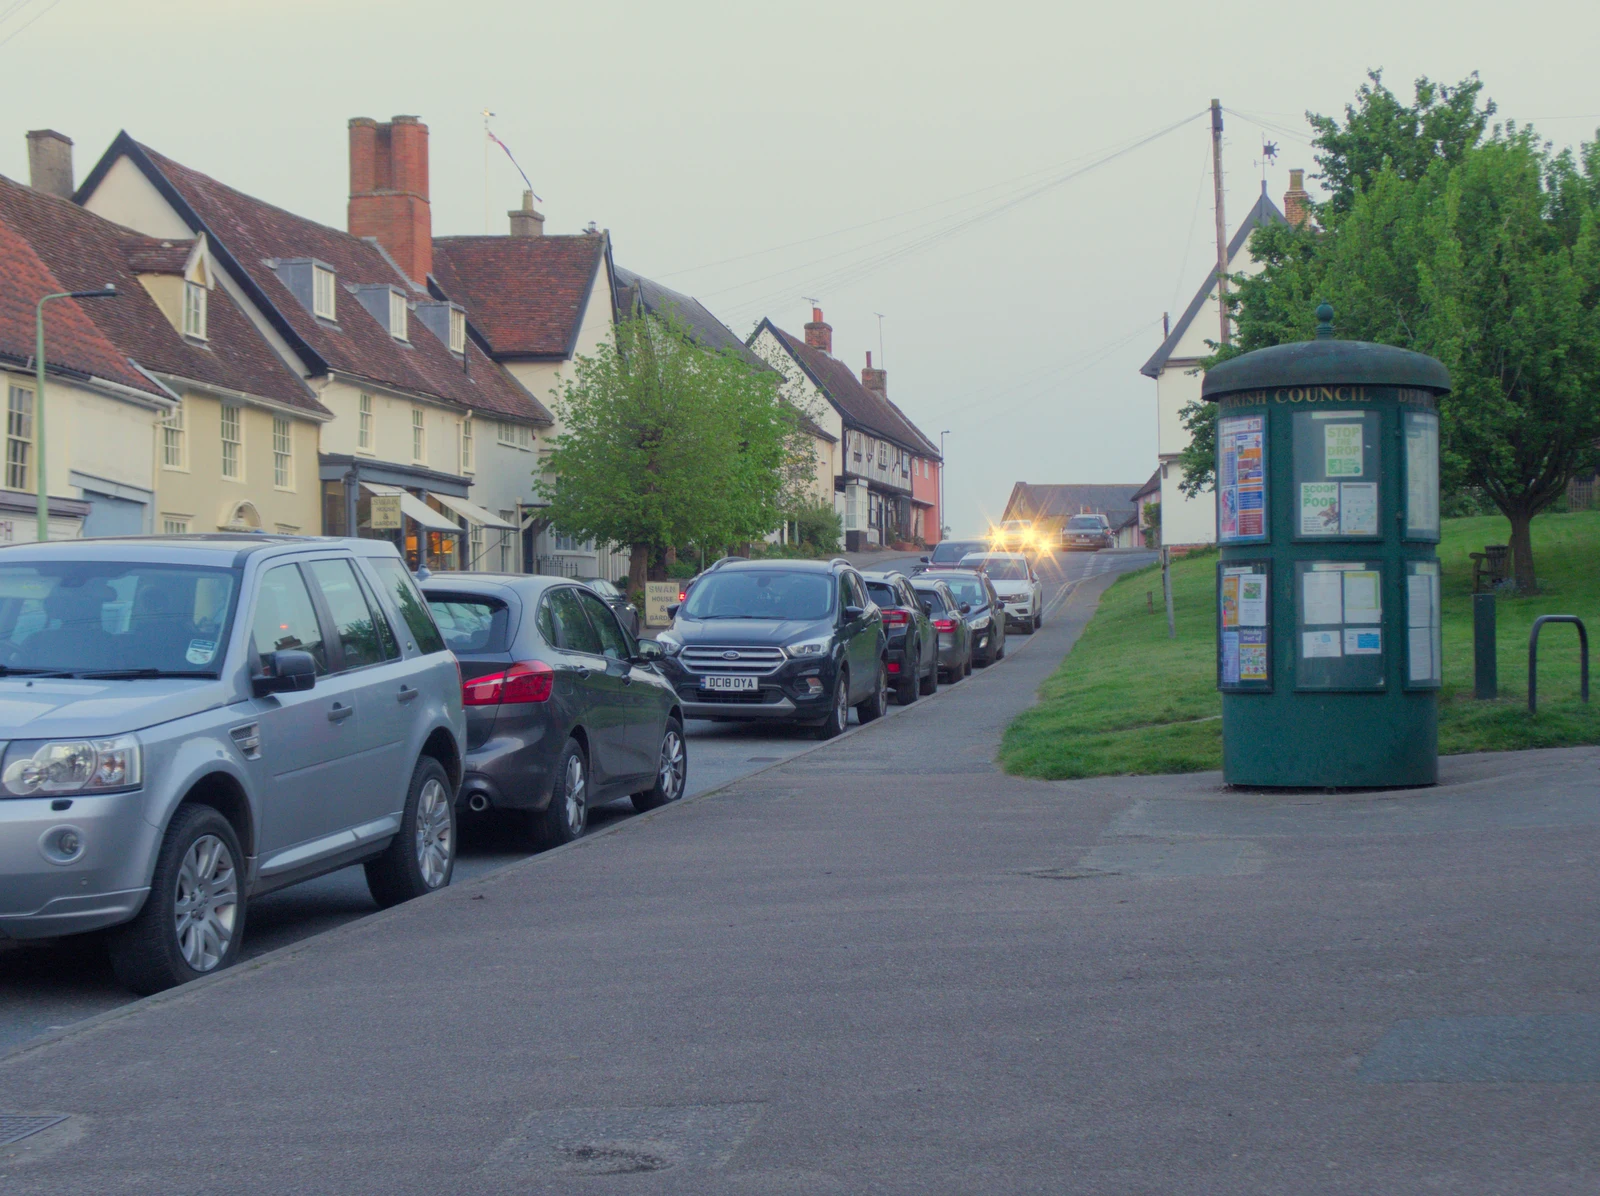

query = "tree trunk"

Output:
[[1505, 508, 1537, 594], [628, 543, 650, 598]]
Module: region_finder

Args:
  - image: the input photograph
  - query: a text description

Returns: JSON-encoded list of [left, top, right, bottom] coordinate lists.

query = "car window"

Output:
[[913, 586, 946, 614], [963, 555, 1029, 581], [547, 587, 601, 655], [357, 568, 401, 660], [427, 595, 511, 654], [865, 581, 898, 608], [536, 595, 556, 645], [1068, 515, 1105, 530], [369, 558, 446, 655], [578, 590, 631, 660], [935, 574, 987, 607], [306, 559, 391, 671], [848, 574, 869, 608], [252, 564, 327, 673]]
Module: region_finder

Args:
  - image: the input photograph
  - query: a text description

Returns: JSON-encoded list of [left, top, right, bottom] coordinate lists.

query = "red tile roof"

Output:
[[0, 174, 320, 413], [124, 143, 549, 424], [432, 235, 607, 359]]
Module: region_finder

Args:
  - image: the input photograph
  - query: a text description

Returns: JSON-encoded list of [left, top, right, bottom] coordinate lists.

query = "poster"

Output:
[[1302, 630, 1342, 658], [1406, 573, 1435, 626], [1343, 628, 1382, 655], [1238, 629, 1268, 681], [1220, 572, 1241, 628], [1342, 571, 1381, 623], [1406, 414, 1440, 535], [1324, 423, 1364, 476], [1408, 628, 1434, 681], [1221, 631, 1240, 684], [1300, 482, 1340, 535], [1339, 482, 1378, 535], [1238, 575, 1267, 627], [1302, 570, 1343, 625], [1218, 417, 1265, 540]]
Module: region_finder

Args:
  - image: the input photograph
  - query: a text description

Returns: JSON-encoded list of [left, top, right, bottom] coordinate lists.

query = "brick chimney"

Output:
[[26, 130, 73, 199], [804, 306, 832, 355], [1284, 168, 1311, 229], [348, 115, 432, 284], [508, 190, 544, 237], [861, 350, 886, 398]]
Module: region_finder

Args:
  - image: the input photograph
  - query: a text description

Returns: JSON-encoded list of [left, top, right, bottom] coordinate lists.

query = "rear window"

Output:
[[930, 540, 984, 564], [426, 594, 511, 654], [369, 558, 446, 654], [865, 581, 900, 608]]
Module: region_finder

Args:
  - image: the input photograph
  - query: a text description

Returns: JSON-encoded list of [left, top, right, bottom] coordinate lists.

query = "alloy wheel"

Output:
[[876, 663, 888, 710], [414, 777, 453, 889], [834, 675, 849, 732], [658, 728, 686, 801], [172, 834, 239, 973], [564, 752, 588, 836]]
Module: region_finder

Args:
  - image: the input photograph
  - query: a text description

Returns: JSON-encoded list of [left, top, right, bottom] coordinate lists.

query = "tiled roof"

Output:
[[614, 265, 764, 365], [0, 173, 320, 412], [760, 321, 940, 459], [114, 140, 549, 424], [1001, 482, 1149, 527], [432, 235, 607, 359]]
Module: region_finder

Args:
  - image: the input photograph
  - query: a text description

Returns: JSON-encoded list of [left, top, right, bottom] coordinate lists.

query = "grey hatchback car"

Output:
[[0, 535, 465, 994]]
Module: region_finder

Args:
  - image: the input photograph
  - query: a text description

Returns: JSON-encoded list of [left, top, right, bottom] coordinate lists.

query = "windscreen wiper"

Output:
[[0, 665, 79, 678], [73, 668, 215, 680]]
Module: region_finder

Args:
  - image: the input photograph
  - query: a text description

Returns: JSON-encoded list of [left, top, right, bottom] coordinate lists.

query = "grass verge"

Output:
[[1000, 511, 1600, 779]]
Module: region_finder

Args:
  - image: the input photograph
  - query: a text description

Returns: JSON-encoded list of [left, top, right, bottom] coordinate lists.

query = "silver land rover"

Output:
[[0, 535, 465, 993]]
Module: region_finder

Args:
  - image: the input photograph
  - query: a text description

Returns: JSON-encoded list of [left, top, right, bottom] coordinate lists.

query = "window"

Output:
[[220, 404, 242, 479], [252, 564, 327, 672], [275, 523, 300, 535], [546, 586, 602, 655], [498, 421, 516, 447], [162, 516, 190, 535], [5, 384, 33, 491], [182, 281, 207, 339], [306, 558, 391, 670], [411, 408, 426, 463], [469, 522, 484, 568], [577, 590, 631, 659], [460, 418, 474, 474], [272, 416, 293, 489], [498, 511, 515, 573], [518, 424, 532, 450], [313, 265, 337, 319], [535, 596, 556, 644], [358, 393, 373, 451], [449, 307, 466, 354], [388, 289, 408, 340], [553, 531, 585, 552], [427, 595, 510, 654], [161, 401, 186, 469], [879, 442, 887, 467], [369, 557, 446, 654], [852, 434, 862, 464]]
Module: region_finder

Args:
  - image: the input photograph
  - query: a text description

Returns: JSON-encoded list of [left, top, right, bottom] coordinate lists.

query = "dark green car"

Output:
[[861, 569, 939, 704]]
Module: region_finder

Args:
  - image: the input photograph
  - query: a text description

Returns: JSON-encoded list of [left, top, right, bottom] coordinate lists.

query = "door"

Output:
[[577, 588, 656, 780], [544, 586, 629, 788]]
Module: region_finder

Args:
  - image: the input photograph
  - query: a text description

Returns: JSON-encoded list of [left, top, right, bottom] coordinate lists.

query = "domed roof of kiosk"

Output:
[[1202, 308, 1450, 397]]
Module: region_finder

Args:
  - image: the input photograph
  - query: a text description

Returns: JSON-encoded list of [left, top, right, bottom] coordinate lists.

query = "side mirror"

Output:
[[252, 648, 316, 697], [843, 605, 864, 621], [633, 639, 664, 664], [959, 602, 972, 615], [665, 603, 680, 620], [919, 556, 930, 564]]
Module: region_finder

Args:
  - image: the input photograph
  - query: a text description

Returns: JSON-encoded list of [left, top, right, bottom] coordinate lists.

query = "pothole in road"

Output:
[[560, 1142, 672, 1174]]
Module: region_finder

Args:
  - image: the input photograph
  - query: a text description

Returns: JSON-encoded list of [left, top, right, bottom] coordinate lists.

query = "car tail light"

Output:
[[882, 609, 909, 627], [886, 660, 901, 674], [462, 660, 555, 705], [678, 589, 687, 603], [933, 619, 956, 632]]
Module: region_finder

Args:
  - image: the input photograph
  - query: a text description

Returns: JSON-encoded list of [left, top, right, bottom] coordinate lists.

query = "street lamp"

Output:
[[939, 429, 950, 540], [35, 285, 117, 542]]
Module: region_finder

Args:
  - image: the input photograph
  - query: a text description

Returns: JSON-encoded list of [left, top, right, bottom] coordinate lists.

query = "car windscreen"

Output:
[[963, 556, 1028, 581], [929, 574, 988, 607], [682, 570, 834, 621], [865, 581, 902, 608], [0, 561, 239, 676], [1067, 516, 1105, 530], [426, 594, 511, 654], [930, 540, 985, 564]]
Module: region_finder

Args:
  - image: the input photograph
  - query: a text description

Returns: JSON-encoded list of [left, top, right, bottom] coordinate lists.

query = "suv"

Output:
[[860, 569, 938, 704], [960, 552, 1044, 633], [1061, 513, 1114, 551], [0, 536, 464, 994], [658, 559, 887, 739]]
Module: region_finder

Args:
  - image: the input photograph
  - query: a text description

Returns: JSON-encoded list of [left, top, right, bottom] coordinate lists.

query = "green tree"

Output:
[[537, 312, 810, 593]]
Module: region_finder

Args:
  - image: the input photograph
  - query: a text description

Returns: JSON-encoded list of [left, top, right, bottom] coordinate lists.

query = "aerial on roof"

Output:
[[432, 234, 608, 360]]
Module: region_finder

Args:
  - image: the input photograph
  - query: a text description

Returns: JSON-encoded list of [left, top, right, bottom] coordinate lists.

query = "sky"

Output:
[[1, 0, 1596, 535]]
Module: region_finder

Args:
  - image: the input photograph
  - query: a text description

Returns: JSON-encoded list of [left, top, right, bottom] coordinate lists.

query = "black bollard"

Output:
[[1474, 592, 1497, 699]]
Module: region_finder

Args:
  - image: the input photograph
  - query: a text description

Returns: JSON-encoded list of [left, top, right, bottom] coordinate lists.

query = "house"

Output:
[[748, 308, 942, 550], [77, 117, 550, 570], [1122, 469, 1161, 548], [1139, 175, 1304, 549], [1000, 482, 1147, 545], [2, 138, 329, 541], [430, 194, 630, 580]]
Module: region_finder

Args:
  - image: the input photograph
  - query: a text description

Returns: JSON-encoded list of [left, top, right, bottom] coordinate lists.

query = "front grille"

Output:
[[681, 684, 779, 704], [680, 645, 786, 676]]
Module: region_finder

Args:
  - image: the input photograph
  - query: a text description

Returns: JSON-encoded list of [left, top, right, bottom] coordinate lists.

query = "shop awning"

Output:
[[431, 493, 516, 530], [361, 482, 461, 534]]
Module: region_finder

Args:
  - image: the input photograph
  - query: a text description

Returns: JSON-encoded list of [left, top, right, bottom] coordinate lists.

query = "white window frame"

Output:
[[497, 421, 516, 447], [357, 392, 374, 453], [182, 281, 207, 339], [517, 424, 532, 450], [469, 522, 484, 569], [220, 403, 243, 480], [498, 510, 516, 573], [460, 417, 474, 474], [313, 265, 337, 320], [161, 400, 187, 471], [272, 416, 294, 490], [449, 307, 466, 354], [162, 515, 191, 535], [5, 384, 33, 492], [274, 523, 300, 535], [411, 407, 426, 463], [388, 289, 408, 340]]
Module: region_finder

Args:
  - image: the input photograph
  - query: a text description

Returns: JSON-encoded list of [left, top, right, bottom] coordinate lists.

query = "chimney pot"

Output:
[[508, 190, 545, 237], [347, 115, 432, 283], [1284, 167, 1311, 230], [804, 308, 832, 355], [26, 129, 74, 199], [861, 351, 887, 398]]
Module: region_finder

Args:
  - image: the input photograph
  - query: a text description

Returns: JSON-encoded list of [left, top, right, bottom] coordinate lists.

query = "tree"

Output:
[[536, 312, 811, 594]]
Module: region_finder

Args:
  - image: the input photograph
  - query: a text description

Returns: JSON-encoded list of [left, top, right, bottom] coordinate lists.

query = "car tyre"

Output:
[[537, 738, 590, 846], [1035, 608, 1044, 630], [108, 803, 246, 996], [632, 718, 688, 812], [919, 649, 939, 695], [366, 756, 456, 908], [964, 651, 974, 677], [895, 643, 919, 705], [858, 658, 889, 723], [814, 670, 850, 739]]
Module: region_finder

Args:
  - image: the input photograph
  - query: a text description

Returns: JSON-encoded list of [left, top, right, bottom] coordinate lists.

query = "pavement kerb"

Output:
[[0, 571, 1109, 1067]]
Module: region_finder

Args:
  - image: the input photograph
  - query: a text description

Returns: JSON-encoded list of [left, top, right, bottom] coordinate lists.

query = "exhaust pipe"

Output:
[[466, 793, 489, 813]]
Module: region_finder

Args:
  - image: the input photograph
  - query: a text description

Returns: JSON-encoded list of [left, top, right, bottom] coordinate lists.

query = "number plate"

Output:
[[700, 674, 759, 692]]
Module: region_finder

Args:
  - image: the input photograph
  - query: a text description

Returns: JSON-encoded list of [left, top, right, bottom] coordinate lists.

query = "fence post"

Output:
[[1473, 593, 1497, 699], [1528, 615, 1590, 714], [1162, 547, 1176, 639]]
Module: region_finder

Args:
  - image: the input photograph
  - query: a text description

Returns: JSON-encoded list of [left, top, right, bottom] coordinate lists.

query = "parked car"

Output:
[[916, 539, 990, 572], [657, 558, 887, 739], [960, 552, 1045, 633], [919, 567, 1006, 666], [990, 519, 1042, 554], [0, 535, 465, 994], [423, 574, 685, 847], [1061, 513, 1114, 551], [860, 569, 938, 704], [575, 576, 640, 637], [910, 577, 972, 682]]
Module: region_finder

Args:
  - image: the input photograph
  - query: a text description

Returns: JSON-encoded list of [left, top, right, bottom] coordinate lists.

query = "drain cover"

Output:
[[0, 1115, 68, 1146]]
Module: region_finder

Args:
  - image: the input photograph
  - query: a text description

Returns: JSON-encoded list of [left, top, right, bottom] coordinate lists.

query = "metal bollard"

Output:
[[1528, 615, 1590, 714], [1473, 593, 1497, 699]]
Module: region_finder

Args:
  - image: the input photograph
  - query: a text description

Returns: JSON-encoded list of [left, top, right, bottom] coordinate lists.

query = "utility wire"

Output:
[[0, 0, 37, 29], [1169, 138, 1213, 316], [0, 0, 62, 50]]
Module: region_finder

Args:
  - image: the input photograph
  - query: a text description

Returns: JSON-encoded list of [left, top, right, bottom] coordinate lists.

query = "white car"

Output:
[[959, 552, 1044, 633]]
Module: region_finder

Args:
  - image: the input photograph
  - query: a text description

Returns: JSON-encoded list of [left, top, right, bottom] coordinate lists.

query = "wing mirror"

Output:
[[843, 605, 865, 621], [665, 602, 680, 620], [252, 648, 316, 697], [633, 639, 665, 664], [918, 555, 930, 564], [959, 602, 972, 615]]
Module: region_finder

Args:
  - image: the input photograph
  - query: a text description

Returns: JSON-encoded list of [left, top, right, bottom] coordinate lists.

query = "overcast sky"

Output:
[[2, 0, 1595, 535]]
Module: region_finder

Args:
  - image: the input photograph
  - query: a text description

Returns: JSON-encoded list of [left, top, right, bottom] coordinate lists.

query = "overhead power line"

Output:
[[0, 0, 64, 51]]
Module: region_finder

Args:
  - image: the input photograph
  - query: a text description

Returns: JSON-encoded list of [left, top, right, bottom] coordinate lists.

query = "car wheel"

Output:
[[1035, 608, 1044, 630], [537, 738, 590, 846], [919, 648, 939, 695], [964, 651, 973, 677], [108, 804, 246, 995], [632, 718, 688, 812], [895, 643, 919, 705], [857, 658, 889, 723], [366, 756, 456, 908], [995, 634, 1006, 661], [814, 670, 850, 739]]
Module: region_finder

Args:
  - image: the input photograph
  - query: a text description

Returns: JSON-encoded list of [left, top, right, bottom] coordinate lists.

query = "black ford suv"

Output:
[[658, 559, 888, 738]]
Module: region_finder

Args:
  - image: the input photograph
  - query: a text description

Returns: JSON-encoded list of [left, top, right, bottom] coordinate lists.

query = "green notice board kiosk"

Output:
[[1206, 307, 1451, 787]]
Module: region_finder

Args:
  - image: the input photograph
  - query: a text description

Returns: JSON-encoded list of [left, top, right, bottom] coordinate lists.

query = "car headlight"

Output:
[[786, 636, 831, 658], [655, 632, 683, 657], [970, 615, 991, 630], [2, 736, 142, 797]]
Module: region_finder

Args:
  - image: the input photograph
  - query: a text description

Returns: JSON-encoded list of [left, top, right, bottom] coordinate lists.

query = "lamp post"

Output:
[[939, 429, 950, 541], [35, 286, 118, 542]]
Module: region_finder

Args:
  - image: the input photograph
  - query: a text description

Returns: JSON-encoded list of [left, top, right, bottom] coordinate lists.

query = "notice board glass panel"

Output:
[[1405, 559, 1443, 688], [1217, 413, 1267, 543], [1294, 560, 1386, 690], [1403, 410, 1441, 541], [1292, 409, 1382, 540], [1217, 560, 1271, 691]]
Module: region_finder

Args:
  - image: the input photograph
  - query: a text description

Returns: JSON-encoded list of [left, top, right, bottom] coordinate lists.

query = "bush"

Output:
[[793, 501, 843, 553]]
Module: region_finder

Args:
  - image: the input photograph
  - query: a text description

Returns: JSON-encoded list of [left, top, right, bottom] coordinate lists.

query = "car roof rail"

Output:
[[829, 557, 851, 568]]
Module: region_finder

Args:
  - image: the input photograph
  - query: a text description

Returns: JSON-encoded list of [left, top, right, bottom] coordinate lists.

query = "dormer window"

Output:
[[182, 281, 207, 339], [313, 265, 337, 320], [449, 307, 466, 354], [389, 290, 408, 340]]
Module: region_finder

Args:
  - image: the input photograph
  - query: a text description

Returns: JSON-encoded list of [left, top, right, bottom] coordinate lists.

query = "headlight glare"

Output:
[[3, 736, 141, 797]]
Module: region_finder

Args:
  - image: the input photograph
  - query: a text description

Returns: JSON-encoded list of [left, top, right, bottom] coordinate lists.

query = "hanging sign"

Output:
[[370, 494, 403, 530]]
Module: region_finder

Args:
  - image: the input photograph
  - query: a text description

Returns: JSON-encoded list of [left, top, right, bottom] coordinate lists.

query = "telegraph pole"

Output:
[[1210, 98, 1230, 346]]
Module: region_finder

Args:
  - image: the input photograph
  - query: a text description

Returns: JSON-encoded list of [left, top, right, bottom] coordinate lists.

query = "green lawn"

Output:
[[1000, 511, 1600, 779]]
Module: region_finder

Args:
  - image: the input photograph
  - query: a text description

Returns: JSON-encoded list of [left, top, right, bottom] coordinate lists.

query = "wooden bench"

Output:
[[1471, 544, 1509, 593]]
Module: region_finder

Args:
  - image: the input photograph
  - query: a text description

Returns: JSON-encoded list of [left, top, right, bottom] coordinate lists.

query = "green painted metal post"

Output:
[[1473, 593, 1497, 699]]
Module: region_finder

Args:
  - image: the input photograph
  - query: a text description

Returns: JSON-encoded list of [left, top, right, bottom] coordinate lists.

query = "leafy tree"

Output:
[[792, 499, 843, 553], [537, 312, 811, 593]]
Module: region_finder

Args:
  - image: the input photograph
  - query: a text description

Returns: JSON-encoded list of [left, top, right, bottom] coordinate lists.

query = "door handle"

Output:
[[328, 702, 354, 723], [397, 685, 419, 703]]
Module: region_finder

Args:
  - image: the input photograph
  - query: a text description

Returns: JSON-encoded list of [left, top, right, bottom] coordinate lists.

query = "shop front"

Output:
[[320, 455, 469, 572]]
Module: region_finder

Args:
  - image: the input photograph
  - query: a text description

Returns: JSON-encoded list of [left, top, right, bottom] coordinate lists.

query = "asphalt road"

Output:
[[0, 547, 1154, 1054]]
